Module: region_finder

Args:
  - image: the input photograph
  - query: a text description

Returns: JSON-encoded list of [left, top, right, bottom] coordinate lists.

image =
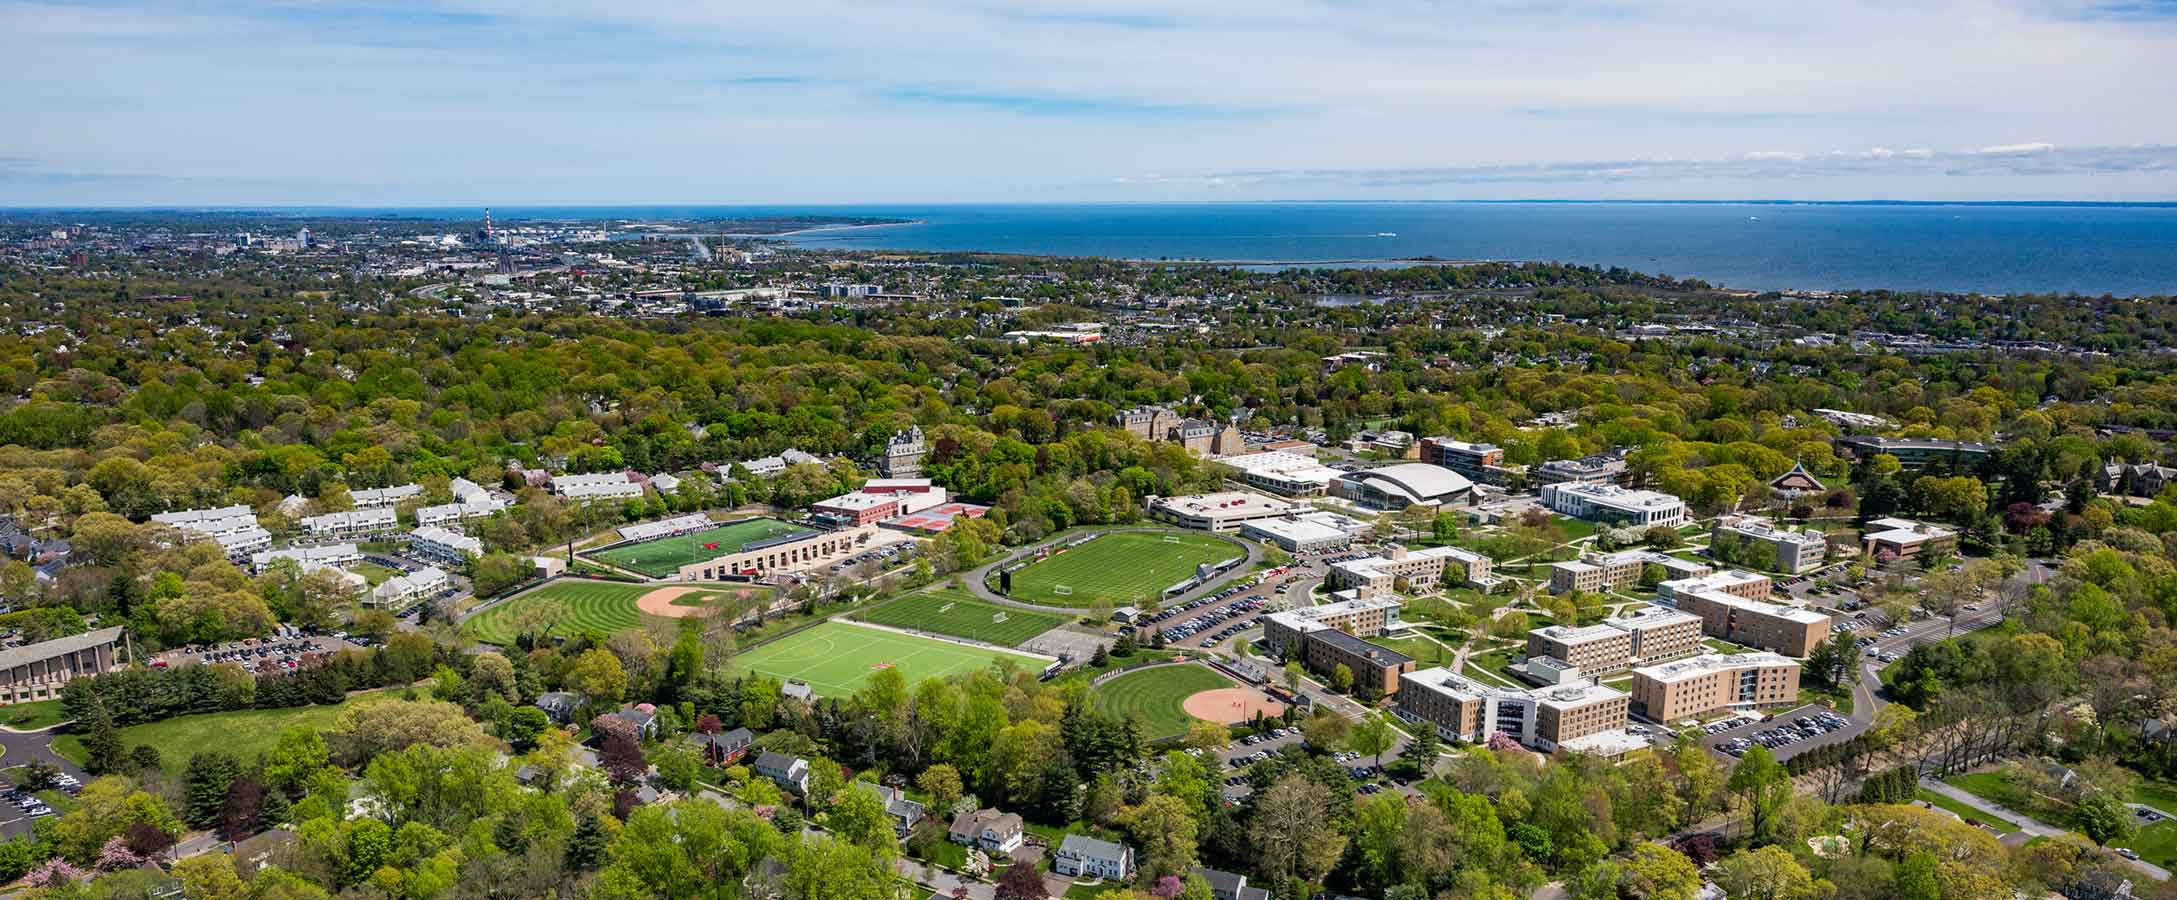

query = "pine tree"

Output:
[[564, 814, 608, 871], [83, 706, 127, 775], [184, 752, 244, 829]]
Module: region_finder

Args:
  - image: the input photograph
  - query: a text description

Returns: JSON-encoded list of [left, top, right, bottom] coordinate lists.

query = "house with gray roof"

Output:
[[1053, 834, 1133, 880]]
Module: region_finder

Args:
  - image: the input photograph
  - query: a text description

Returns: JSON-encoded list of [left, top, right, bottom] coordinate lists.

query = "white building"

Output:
[[552, 472, 644, 502], [415, 496, 508, 528], [1149, 491, 1294, 532], [1539, 482, 1687, 528], [1240, 510, 1369, 553], [1214, 451, 1344, 497], [409, 527, 483, 566], [1395, 667, 1640, 755], [448, 477, 494, 504], [350, 483, 424, 508], [370, 566, 449, 610], [300, 507, 398, 539], [250, 543, 361, 574], [1331, 463, 1475, 510], [152, 505, 272, 558]]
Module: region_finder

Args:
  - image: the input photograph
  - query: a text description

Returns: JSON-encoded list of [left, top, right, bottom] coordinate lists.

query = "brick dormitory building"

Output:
[[1261, 598, 1413, 696]]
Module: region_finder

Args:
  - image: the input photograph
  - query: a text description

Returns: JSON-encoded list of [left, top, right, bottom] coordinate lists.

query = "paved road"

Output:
[[1921, 779, 2172, 881], [962, 528, 1262, 613]]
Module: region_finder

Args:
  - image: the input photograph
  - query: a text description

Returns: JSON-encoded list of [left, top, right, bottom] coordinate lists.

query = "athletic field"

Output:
[[1005, 531, 1239, 607], [585, 519, 810, 578], [860, 588, 1066, 647], [734, 620, 1048, 697], [463, 579, 761, 645], [1096, 663, 1236, 739]]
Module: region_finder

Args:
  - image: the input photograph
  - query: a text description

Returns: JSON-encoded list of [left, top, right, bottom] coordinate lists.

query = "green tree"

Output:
[[183, 751, 244, 829], [1620, 844, 1702, 900], [2077, 792, 2136, 846], [1349, 717, 1395, 769], [1711, 846, 1820, 900], [1727, 745, 1792, 843]]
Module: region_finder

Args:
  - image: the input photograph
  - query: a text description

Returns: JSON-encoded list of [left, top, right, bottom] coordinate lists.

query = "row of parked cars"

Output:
[[827, 542, 913, 575], [193, 639, 322, 673], [1127, 585, 1268, 644], [3, 773, 78, 820], [1720, 711, 1851, 757]]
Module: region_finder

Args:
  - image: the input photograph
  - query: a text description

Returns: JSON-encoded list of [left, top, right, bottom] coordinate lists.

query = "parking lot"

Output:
[[0, 771, 79, 828], [1128, 583, 1274, 648], [154, 627, 371, 673], [1703, 705, 1854, 760], [824, 541, 916, 576]]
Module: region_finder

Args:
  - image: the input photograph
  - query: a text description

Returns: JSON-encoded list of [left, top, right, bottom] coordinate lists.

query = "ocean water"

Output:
[[310, 201, 2177, 296], [768, 202, 2177, 297]]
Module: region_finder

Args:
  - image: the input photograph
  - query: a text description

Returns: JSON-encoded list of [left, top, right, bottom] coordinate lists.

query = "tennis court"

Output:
[[1005, 531, 1240, 607], [734, 620, 1050, 697], [585, 518, 812, 578]]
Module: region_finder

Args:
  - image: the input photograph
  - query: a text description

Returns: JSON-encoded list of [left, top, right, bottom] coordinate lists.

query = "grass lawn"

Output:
[[1944, 771, 2018, 807], [586, 518, 810, 578], [350, 561, 402, 587], [0, 700, 69, 731], [733, 620, 1049, 698], [2115, 820, 2177, 871], [1703, 638, 1754, 655], [1468, 647, 1526, 684], [1372, 632, 1455, 667], [1096, 663, 1237, 740], [1917, 788, 2019, 833], [1003, 531, 1240, 607], [51, 690, 400, 768], [2135, 780, 2177, 812], [860, 588, 1066, 647]]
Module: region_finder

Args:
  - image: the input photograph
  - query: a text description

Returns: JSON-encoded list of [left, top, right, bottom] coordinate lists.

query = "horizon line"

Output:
[[6, 198, 2177, 213]]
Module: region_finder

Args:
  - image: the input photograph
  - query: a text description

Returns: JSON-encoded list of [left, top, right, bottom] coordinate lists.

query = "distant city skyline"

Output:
[[4, 0, 2175, 205]]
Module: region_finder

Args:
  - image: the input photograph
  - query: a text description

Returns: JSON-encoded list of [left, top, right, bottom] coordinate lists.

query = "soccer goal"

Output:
[[1052, 585, 1073, 597], [1162, 535, 1182, 544], [937, 602, 956, 614], [992, 612, 1009, 624]]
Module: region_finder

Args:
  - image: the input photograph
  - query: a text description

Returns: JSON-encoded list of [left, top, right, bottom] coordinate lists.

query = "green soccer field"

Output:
[[1096, 663, 1237, 739], [734, 620, 1049, 697], [860, 588, 1067, 647], [586, 519, 810, 578], [1004, 531, 1241, 607]]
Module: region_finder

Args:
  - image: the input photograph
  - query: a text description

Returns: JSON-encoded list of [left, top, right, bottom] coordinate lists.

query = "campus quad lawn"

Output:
[[1915, 788, 2020, 833], [733, 621, 1048, 698], [586, 519, 810, 578], [1004, 532, 1240, 608], [859, 588, 1065, 647], [1095, 663, 1237, 740], [52, 690, 399, 768]]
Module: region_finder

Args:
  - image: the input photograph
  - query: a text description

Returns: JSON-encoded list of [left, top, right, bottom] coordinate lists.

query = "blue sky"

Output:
[[3, 0, 2175, 204]]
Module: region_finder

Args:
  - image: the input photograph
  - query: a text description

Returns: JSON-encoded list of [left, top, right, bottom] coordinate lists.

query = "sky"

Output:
[[4, 0, 2177, 205]]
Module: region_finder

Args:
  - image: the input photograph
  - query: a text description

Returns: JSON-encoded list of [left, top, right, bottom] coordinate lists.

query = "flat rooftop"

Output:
[[1156, 491, 1293, 517], [1633, 651, 1798, 683]]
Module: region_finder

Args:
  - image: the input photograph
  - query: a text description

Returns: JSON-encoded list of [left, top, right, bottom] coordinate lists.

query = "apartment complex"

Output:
[[299, 507, 398, 539], [1538, 482, 1687, 528], [1395, 667, 1634, 754], [152, 505, 272, 558], [409, 526, 483, 566], [1301, 628, 1416, 696], [1548, 549, 1711, 594], [1712, 515, 1829, 574], [1630, 652, 1801, 721], [1861, 517, 1958, 562], [250, 543, 361, 575], [552, 471, 644, 502], [1659, 570, 1830, 657], [1330, 545, 1496, 599], [1522, 604, 1702, 675], [369, 566, 450, 610], [350, 483, 424, 508]]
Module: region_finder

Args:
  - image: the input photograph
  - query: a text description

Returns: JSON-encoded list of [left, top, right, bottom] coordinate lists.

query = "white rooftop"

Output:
[[1158, 492, 1293, 517], [1633, 651, 1798, 683]]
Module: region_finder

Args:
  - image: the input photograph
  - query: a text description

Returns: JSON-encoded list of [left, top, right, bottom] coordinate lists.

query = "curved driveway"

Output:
[[962, 527, 1263, 613]]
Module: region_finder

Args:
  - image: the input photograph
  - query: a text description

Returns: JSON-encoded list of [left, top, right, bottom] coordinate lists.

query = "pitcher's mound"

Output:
[[1182, 687, 1287, 725]]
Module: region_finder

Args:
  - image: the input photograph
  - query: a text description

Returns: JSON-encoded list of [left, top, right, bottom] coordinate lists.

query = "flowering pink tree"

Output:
[[26, 858, 88, 887], [1152, 875, 1186, 899], [97, 835, 147, 871]]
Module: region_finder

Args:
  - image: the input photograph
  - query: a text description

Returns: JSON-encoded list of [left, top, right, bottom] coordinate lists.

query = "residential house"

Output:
[[1192, 867, 1272, 900], [948, 808, 1025, 854], [694, 727, 755, 766], [854, 781, 926, 834], [754, 751, 809, 794], [612, 706, 658, 740], [534, 691, 581, 723], [1053, 835, 1134, 880]]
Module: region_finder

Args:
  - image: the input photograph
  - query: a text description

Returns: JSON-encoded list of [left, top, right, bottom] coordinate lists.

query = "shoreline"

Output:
[[744, 219, 923, 237]]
